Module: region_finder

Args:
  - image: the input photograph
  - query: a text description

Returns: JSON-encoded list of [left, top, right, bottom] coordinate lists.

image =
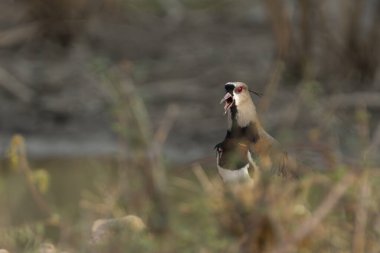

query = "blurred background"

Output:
[[0, 0, 380, 252], [0, 0, 379, 163]]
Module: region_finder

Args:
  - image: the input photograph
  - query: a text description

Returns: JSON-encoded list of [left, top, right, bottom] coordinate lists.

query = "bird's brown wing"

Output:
[[249, 135, 302, 179]]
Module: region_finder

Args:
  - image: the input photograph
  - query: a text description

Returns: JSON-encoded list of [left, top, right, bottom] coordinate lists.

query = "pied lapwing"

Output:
[[216, 82, 298, 183]]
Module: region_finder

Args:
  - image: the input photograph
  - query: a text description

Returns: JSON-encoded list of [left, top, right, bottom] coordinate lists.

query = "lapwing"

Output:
[[216, 82, 297, 183]]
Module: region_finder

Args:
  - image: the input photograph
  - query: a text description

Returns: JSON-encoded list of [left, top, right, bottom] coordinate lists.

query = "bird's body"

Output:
[[215, 138, 256, 183], [216, 82, 297, 183]]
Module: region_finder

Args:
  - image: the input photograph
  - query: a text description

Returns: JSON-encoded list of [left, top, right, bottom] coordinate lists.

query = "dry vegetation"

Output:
[[1, 0, 380, 252]]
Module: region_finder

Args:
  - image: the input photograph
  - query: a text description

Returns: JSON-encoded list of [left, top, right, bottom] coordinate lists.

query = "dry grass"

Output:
[[1, 67, 380, 252], [1, 133, 380, 252]]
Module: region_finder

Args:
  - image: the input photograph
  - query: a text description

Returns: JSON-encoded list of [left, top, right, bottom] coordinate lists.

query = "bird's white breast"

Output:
[[217, 163, 251, 183], [216, 151, 254, 183]]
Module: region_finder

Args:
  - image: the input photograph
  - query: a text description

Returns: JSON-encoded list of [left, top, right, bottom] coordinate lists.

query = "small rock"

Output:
[[39, 243, 56, 253], [91, 215, 146, 244]]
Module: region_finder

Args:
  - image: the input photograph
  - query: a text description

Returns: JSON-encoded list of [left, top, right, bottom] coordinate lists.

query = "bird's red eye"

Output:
[[235, 86, 243, 93]]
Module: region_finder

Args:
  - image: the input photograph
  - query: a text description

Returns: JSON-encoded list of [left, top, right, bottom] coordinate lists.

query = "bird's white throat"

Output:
[[228, 99, 258, 129]]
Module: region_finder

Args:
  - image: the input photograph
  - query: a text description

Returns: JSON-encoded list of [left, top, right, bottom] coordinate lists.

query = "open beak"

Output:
[[220, 92, 234, 114]]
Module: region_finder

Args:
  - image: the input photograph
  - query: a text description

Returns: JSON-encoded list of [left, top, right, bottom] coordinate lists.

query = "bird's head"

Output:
[[220, 82, 260, 114]]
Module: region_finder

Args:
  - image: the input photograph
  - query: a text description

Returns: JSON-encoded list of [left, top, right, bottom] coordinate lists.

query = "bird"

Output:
[[215, 82, 298, 183]]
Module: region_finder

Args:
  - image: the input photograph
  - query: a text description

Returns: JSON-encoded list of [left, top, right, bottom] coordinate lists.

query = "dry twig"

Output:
[[259, 60, 285, 113], [364, 123, 380, 159], [274, 172, 356, 253], [264, 0, 292, 59], [153, 104, 179, 153], [0, 23, 37, 47], [352, 173, 370, 253], [192, 163, 214, 194], [325, 92, 380, 109], [0, 67, 34, 103]]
